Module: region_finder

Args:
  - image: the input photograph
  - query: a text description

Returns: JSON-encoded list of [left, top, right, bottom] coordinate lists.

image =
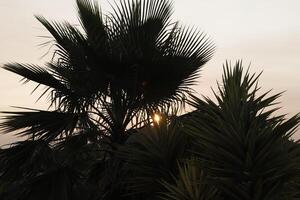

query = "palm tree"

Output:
[[113, 62, 300, 200], [1, 0, 214, 143], [1, 0, 299, 199], [0, 0, 214, 199], [183, 62, 300, 200]]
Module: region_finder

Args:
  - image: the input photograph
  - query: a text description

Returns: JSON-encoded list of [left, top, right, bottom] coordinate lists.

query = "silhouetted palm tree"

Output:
[[2, 0, 214, 143], [183, 62, 300, 200], [1, 0, 299, 200], [0, 0, 214, 199], [101, 62, 300, 200]]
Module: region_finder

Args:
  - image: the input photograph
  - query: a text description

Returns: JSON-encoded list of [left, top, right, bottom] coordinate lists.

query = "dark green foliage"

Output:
[[185, 61, 300, 200], [160, 160, 220, 200], [117, 117, 189, 198], [0, 108, 79, 141], [2, 0, 214, 144], [0, 0, 299, 199], [0, 0, 214, 199], [0, 140, 54, 181]]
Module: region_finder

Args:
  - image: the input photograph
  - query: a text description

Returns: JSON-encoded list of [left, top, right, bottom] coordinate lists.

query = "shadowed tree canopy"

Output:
[[1, 0, 214, 143], [0, 0, 299, 200]]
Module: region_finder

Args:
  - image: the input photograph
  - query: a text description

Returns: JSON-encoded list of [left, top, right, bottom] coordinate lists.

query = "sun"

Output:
[[153, 114, 161, 124]]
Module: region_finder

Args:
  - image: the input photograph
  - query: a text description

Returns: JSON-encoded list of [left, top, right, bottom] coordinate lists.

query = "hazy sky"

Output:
[[0, 0, 299, 145]]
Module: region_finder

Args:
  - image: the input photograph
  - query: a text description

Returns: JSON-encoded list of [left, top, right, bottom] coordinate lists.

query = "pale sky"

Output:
[[0, 0, 299, 145]]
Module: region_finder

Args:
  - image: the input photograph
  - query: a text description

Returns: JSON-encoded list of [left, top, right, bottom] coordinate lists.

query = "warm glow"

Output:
[[153, 114, 161, 124]]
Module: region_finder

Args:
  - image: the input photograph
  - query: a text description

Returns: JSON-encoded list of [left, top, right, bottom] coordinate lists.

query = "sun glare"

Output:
[[153, 114, 161, 124]]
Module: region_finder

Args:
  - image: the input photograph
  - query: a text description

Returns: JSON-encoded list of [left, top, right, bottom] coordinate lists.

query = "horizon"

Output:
[[0, 0, 299, 145]]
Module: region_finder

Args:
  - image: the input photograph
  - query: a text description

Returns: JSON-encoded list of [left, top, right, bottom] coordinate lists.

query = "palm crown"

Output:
[[2, 0, 214, 143]]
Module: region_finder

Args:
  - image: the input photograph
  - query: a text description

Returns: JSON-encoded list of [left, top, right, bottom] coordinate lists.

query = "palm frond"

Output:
[[3, 63, 94, 113], [0, 108, 79, 142], [105, 0, 215, 107], [3, 63, 66, 96], [160, 159, 220, 200], [76, 0, 108, 44]]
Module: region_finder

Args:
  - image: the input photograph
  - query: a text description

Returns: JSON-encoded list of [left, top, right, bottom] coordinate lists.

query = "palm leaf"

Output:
[[0, 108, 79, 142], [160, 159, 220, 200]]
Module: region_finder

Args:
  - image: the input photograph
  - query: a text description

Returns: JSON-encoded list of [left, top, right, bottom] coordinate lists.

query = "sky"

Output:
[[0, 0, 299, 145]]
